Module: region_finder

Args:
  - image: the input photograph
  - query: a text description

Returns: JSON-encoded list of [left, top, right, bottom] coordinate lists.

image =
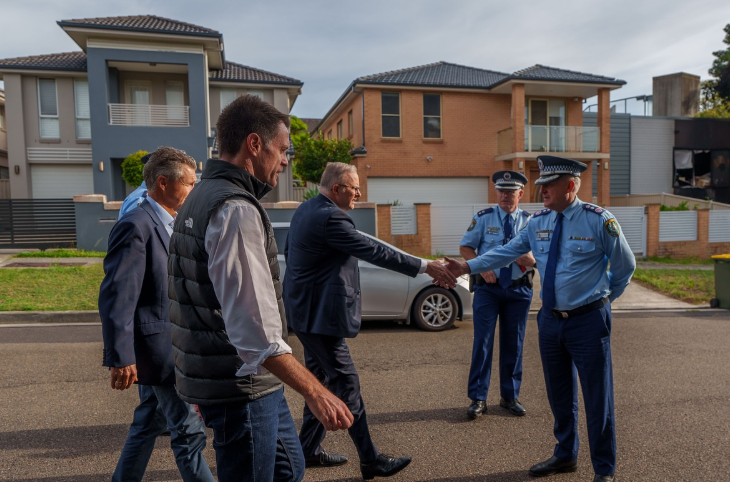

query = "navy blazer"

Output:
[[283, 194, 421, 338], [99, 200, 175, 386]]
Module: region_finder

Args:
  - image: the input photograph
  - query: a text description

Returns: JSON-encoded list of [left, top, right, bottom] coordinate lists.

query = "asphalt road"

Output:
[[1, 312, 729, 481]]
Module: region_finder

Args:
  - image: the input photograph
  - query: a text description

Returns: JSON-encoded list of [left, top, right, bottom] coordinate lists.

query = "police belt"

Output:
[[552, 297, 609, 320], [470, 270, 534, 291]]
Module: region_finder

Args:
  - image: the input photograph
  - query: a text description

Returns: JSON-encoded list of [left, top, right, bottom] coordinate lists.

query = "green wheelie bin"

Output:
[[710, 254, 730, 309]]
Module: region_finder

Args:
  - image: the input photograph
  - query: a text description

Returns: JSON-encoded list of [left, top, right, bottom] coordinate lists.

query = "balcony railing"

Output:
[[497, 126, 601, 155], [108, 104, 189, 127]]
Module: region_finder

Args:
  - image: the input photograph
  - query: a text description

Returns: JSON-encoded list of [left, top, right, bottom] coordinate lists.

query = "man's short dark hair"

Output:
[[216, 95, 290, 158], [144, 147, 196, 193]]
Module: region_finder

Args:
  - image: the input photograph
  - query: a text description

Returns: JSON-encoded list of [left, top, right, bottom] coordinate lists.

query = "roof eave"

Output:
[[209, 78, 303, 87], [56, 20, 223, 40], [314, 81, 358, 134]]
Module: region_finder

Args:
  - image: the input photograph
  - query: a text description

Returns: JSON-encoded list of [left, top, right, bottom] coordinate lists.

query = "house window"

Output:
[[337, 120, 343, 139], [348, 110, 353, 137], [74, 79, 91, 139], [247, 90, 264, 100], [0, 106, 5, 130], [38, 79, 59, 138], [423, 93, 441, 138], [327, 129, 333, 139], [166, 81, 185, 121], [220, 89, 237, 111], [381, 92, 400, 138]]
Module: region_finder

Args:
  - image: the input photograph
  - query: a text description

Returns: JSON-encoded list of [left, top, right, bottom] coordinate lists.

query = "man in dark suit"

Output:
[[99, 147, 214, 482], [284, 162, 456, 480]]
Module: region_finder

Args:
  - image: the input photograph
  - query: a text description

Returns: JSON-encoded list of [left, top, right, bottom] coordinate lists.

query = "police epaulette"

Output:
[[521, 210, 531, 217], [583, 204, 605, 215], [477, 208, 494, 216], [533, 208, 552, 217]]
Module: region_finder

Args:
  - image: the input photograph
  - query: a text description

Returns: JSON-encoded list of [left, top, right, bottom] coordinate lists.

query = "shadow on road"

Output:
[[2, 469, 183, 482], [0, 423, 128, 458]]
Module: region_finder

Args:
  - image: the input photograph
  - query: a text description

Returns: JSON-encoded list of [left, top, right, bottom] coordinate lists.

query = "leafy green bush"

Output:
[[660, 201, 689, 211], [121, 150, 149, 187], [293, 134, 354, 184], [303, 187, 320, 200]]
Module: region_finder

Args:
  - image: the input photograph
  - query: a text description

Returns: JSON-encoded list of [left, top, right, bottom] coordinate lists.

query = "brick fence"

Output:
[[646, 204, 730, 258], [376, 203, 432, 257]]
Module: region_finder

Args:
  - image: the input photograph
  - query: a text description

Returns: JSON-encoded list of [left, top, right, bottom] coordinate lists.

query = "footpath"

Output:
[[0, 251, 721, 324]]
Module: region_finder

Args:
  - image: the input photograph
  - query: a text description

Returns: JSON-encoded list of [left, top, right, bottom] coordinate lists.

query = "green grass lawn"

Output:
[[13, 249, 106, 258], [641, 256, 714, 265], [632, 268, 715, 305], [0, 264, 105, 311]]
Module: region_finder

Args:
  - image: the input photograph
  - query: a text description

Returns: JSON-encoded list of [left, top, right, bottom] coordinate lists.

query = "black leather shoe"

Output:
[[593, 475, 615, 482], [500, 398, 526, 416], [528, 456, 578, 477], [360, 454, 411, 480], [467, 399, 487, 419], [304, 450, 348, 468]]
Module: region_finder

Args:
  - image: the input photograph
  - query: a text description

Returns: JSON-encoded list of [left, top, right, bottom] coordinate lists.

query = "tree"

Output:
[[698, 23, 730, 118], [293, 133, 354, 184], [121, 150, 148, 187]]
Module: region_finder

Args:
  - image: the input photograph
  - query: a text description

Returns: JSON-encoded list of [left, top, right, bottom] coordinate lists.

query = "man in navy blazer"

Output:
[[284, 162, 456, 480], [99, 147, 214, 482]]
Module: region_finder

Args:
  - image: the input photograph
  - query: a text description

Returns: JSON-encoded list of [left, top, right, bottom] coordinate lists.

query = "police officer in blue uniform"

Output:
[[460, 170, 536, 420], [444, 156, 635, 482]]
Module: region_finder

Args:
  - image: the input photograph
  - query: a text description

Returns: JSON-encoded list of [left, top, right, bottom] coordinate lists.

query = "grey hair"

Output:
[[319, 162, 357, 192], [143, 147, 197, 192], [571, 176, 581, 193]]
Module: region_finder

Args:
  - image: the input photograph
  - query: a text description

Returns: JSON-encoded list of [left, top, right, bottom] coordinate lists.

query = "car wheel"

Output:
[[411, 287, 457, 331]]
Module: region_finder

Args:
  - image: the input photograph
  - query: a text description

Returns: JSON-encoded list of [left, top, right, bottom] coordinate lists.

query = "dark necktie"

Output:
[[542, 212, 564, 313], [498, 214, 513, 289]]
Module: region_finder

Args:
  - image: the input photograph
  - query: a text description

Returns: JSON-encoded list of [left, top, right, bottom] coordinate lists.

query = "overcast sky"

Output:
[[1, 0, 729, 118]]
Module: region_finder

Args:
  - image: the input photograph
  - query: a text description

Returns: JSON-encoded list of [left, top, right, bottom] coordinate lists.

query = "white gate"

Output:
[[610, 207, 647, 256], [709, 211, 730, 243], [659, 211, 697, 242], [391, 206, 417, 235]]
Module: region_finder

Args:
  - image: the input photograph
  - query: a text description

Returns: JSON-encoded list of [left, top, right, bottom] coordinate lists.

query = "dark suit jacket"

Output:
[[99, 200, 175, 386], [284, 194, 421, 338]]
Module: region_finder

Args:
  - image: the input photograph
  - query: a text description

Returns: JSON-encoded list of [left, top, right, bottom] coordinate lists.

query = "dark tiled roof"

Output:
[[57, 15, 221, 37], [512, 64, 625, 85], [357, 61, 509, 89], [210, 61, 302, 86], [0, 51, 87, 71]]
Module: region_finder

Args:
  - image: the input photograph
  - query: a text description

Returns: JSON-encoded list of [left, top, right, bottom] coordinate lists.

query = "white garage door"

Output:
[[367, 178, 489, 205], [31, 164, 94, 199]]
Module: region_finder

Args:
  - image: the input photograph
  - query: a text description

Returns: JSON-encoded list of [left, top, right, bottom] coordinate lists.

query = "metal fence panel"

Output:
[[431, 205, 490, 255], [659, 211, 697, 242], [0, 199, 77, 249], [709, 211, 730, 243], [391, 206, 417, 235], [609, 207, 646, 255]]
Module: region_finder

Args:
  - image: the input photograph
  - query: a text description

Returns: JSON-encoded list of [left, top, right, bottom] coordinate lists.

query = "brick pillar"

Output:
[[511, 83, 525, 154], [376, 204, 391, 242], [352, 158, 369, 202], [646, 204, 660, 257], [414, 203, 432, 257], [597, 88, 611, 206], [697, 209, 709, 259]]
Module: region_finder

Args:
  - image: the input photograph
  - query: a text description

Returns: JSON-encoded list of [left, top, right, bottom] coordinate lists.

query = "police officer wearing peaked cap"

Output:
[[459, 170, 536, 420], [445, 156, 635, 482]]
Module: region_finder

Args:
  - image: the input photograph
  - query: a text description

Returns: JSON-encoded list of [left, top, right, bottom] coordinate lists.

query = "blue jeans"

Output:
[[112, 384, 214, 482], [198, 388, 305, 482]]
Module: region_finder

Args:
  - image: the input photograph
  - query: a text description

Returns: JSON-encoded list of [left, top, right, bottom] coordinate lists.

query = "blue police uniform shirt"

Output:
[[460, 205, 532, 281], [118, 181, 147, 220], [466, 198, 636, 311]]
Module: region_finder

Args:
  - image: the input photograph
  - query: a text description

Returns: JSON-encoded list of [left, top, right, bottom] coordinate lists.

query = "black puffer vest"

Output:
[[168, 159, 286, 405]]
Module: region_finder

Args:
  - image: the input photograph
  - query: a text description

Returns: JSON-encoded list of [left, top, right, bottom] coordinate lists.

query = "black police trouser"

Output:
[[294, 330, 379, 463]]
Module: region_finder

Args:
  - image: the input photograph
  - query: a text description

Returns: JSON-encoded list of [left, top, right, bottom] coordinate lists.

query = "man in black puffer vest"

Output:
[[168, 95, 353, 482]]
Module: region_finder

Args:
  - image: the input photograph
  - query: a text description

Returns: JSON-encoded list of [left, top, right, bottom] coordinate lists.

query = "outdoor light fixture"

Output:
[[604, 162, 609, 170], [99, 161, 104, 172], [426, 156, 433, 162], [14, 165, 19, 175], [518, 161, 524, 169], [198, 162, 203, 171]]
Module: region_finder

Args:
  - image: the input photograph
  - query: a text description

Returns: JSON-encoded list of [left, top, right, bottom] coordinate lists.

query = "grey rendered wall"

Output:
[[74, 202, 118, 251], [87, 48, 209, 201], [584, 113, 631, 196], [630, 117, 675, 194]]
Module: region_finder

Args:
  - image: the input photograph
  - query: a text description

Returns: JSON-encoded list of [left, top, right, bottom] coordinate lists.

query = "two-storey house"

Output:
[[0, 15, 302, 202], [316, 62, 624, 206], [0, 88, 8, 190]]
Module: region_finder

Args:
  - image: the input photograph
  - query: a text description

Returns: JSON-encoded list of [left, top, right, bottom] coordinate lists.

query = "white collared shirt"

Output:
[[204, 199, 292, 377], [145, 195, 175, 236]]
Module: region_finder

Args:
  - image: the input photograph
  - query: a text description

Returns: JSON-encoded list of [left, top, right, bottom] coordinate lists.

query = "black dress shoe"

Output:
[[500, 398, 526, 416], [360, 454, 411, 480], [467, 399, 487, 419], [593, 475, 615, 482], [304, 450, 348, 467], [529, 456, 578, 477]]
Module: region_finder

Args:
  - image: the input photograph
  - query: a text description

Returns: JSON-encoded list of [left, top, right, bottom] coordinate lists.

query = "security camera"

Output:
[[426, 156, 433, 162]]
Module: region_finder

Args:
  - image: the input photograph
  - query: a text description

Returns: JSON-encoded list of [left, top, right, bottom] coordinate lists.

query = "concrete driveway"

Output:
[[1, 309, 729, 481]]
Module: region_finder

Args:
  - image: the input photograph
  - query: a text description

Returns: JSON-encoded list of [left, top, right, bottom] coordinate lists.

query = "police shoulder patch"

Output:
[[604, 218, 620, 237], [521, 210, 531, 217], [477, 208, 494, 217], [583, 203, 604, 215], [467, 219, 477, 231], [533, 208, 552, 217]]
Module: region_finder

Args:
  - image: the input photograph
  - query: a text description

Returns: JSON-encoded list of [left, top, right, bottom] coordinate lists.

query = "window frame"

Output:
[[423, 93, 442, 139], [337, 120, 343, 139], [37, 78, 60, 139], [327, 129, 333, 140], [381, 91, 401, 138], [74, 78, 91, 139], [247, 90, 264, 100], [220, 88, 237, 111], [348, 109, 353, 137]]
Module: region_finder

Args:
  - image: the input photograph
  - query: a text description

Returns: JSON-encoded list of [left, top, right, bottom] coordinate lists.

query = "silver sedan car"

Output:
[[273, 222, 472, 332]]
